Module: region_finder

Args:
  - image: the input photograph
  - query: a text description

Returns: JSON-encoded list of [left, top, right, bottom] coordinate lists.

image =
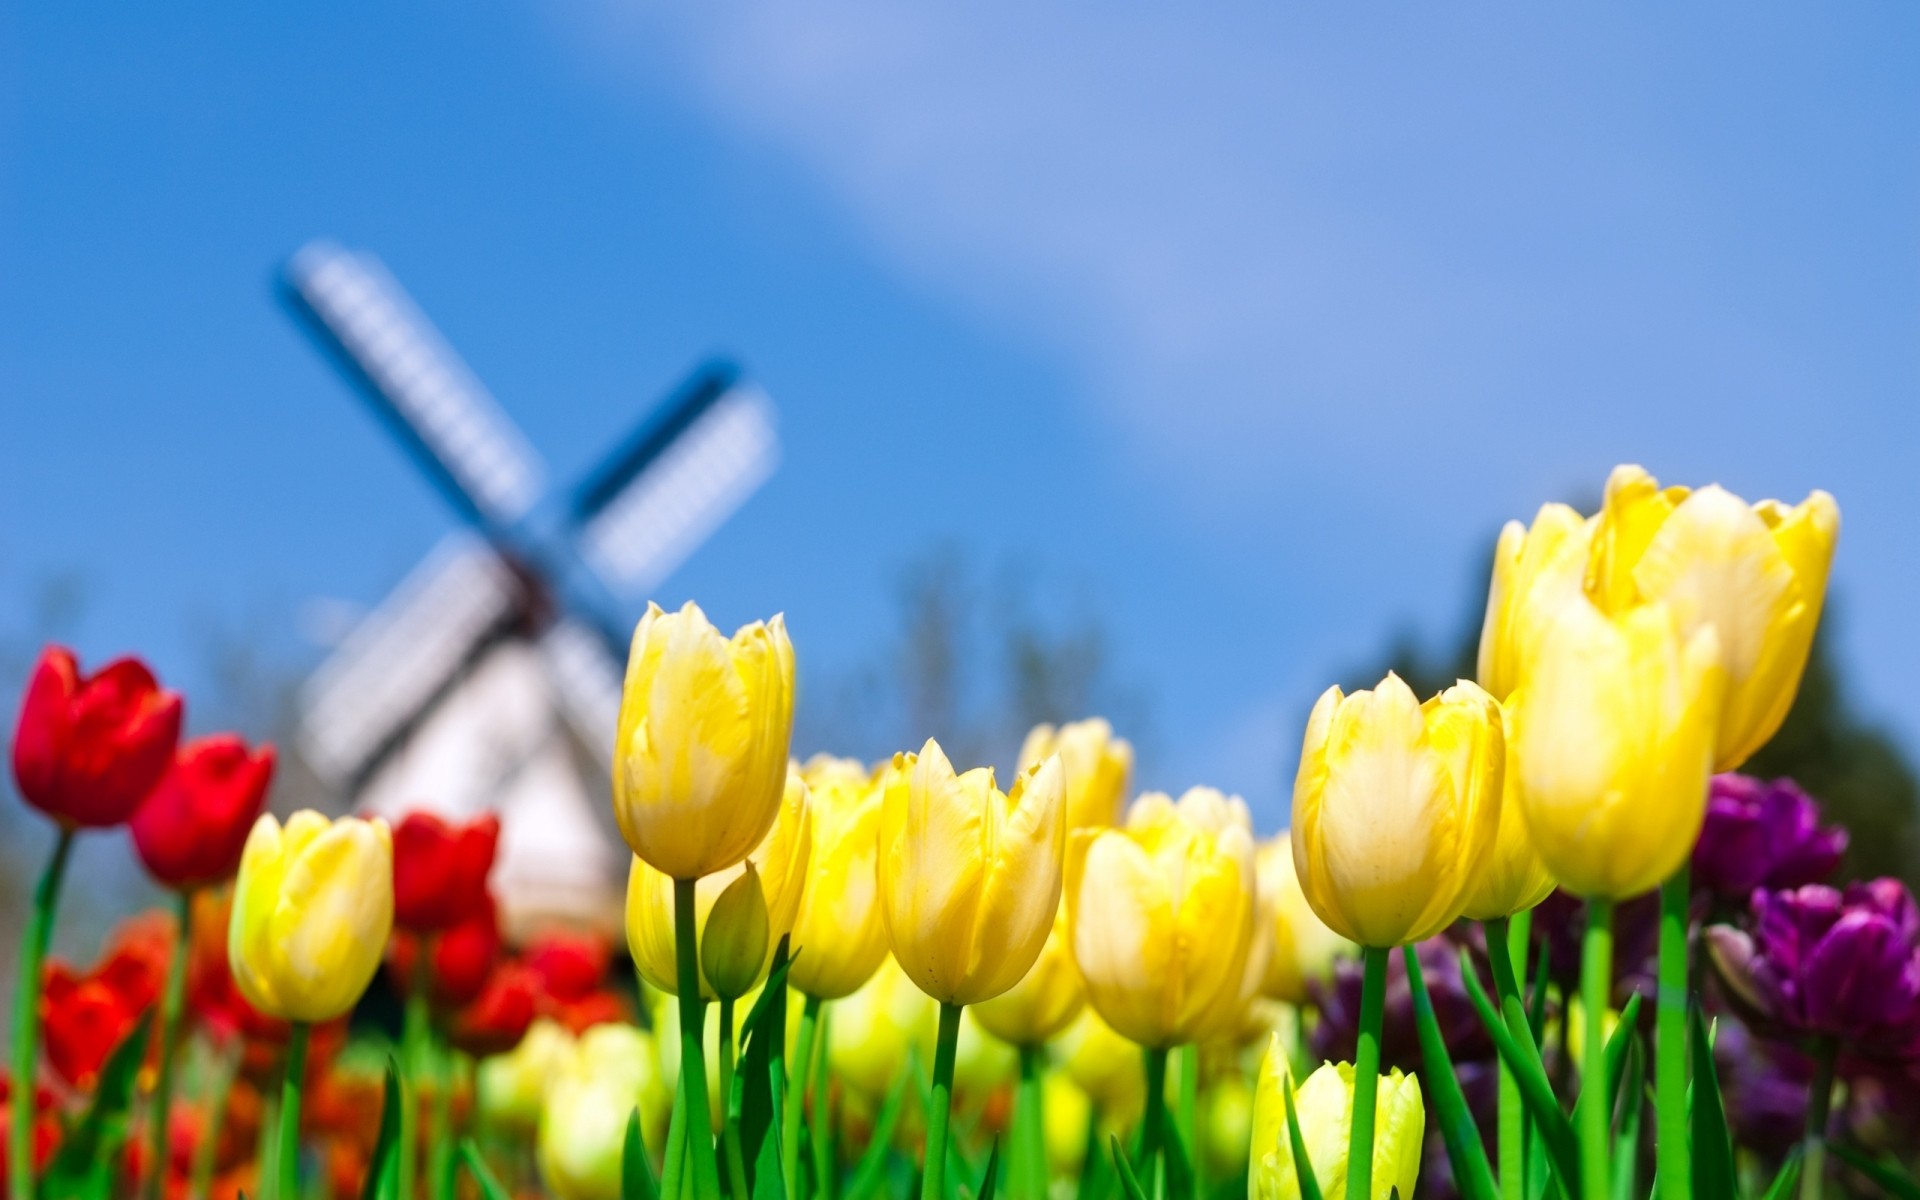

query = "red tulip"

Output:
[[389, 897, 504, 1009], [11, 646, 182, 828], [39, 914, 171, 1093], [448, 962, 539, 1057], [0, 1079, 60, 1178], [524, 931, 610, 1001], [130, 736, 276, 889], [391, 812, 499, 932]]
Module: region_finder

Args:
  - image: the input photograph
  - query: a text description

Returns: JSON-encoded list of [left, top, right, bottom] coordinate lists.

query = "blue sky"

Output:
[[3, 3, 1916, 827]]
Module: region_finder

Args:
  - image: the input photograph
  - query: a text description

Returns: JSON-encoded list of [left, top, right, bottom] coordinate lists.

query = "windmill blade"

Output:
[[538, 616, 625, 769], [572, 364, 778, 597], [299, 533, 523, 789], [283, 241, 546, 528]]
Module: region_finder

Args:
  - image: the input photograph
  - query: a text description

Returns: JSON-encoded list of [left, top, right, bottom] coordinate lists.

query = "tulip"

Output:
[[477, 1018, 573, 1130], [449, 961, 539, 1058], [975, 900, 1085, 1048], [1692, 774, 1847, 905], [1477, 504, 1591, 703], [826, 957, 937, 1104], [389, 895, 504, 1010], [1249, 1044, 1424, 1200], [1018, 718, 1134, 829], [1054, 1006, 1146, 1126], [1459, 716, 1556, 922], [1256, 836, 1352, 1006], [391, 811, 499, 933], [788, 755, 889, 1000], [879, 739, 1066, 1200], [11, 646, 183, 829], [1582, 465, 1839, 771], [627, 768, 812, 1000], [537, 1023, 670, 1200], [612, 601, 796, 881], [130, 736, 275, 891]]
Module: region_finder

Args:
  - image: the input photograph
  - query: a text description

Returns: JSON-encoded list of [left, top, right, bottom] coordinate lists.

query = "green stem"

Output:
[[1347, 947, 1388, 1200], [191, 1041, 240, 1200], [399, 952, 432, 1200], [1799, 1040, 1835, 1200], [719, 998, 749, 1200], [675, 878, 723, 1200], [1016, 1044, 1048, 1200], [1579, 900, 1613, 1200], [785, 994, 821, 1199], [1177, 1043, 1200, 1197], [10, 827, 74, 1200], [921, 1002, 964, 1200], [1655, 869, 1690, 1200], [809, 1006, 833, 1200], [276, 1022, 312, 1200], [145, 888, 196, 1200], [664, 1067, 690, 1200], [1137, 1045, 1169, 1194], [1486, 913, 1530, 1200], [428, 1041, 456, 1200]]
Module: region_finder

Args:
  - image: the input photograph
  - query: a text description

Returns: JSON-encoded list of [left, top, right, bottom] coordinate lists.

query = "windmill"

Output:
[[281, 240, 778, 937]]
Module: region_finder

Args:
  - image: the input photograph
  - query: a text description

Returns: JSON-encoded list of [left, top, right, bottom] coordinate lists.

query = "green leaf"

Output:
[[1280, 1066, 1325, 1200], [1404, 947, 1499, 1200], [1686, 1007, 1736, 1200], [459, 1138, 511, 1200], [1608, 1039, 1643, 1200], [1830, 1145, 1920, 1200], [1526, 944, 1551, 1045], [628, 1107, 663, 1200], [1601, 992, 1643, 1117], [1457, 950, 1581, 1198], [1757, 1148, 1802, 1200], [1162, 1113, 1195, 1200], [753, 1115, 789, 1200], [973, 1140, 1001, 1200], [738, 937, 794, 1186], [844, 1067, 912, 1200], [359, 1057, 404, 1200], [1110, 1136, 1151, 1200], [39, 1012, 154, 1200]]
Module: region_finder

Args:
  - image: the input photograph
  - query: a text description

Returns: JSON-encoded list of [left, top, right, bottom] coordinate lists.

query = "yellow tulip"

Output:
[[1066, 788, 1257, 1048], [1582, 465, 1839, 770], [477, 1018, 574, 1131], [628, 769, 812, 999], [788, 755, 889, 999], [878, 740, 1067, 1006], [537, 1023, 670, 1200], [973, 899, 1085, 1047], [228, 811, 393, 1023], [1291, 674, 1504, 948], [613, 601, 796, 879], [1055, 1006, 1145, 1124], [1043, 1071, 1094, 1178], [1249, 1041, 1423, 1200], [1018, 718, 1134, 829], [1458, 712, 1558, 921], [1512, 597, 1724, 900], [827, 956, 937, 1102], [1477, 502, 1592, 702], [1256, 836, 1352, 1005]]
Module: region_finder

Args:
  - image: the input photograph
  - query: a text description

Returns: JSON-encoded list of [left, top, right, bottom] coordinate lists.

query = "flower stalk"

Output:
[[1656, 869, 1690, 1200], [1346, 946, 1388, 1200], [145, 887, 195, 1200], [923, 1002, 964, 1200], [10, 826, 74, 1200], [1579, 901, 1613, 1200]]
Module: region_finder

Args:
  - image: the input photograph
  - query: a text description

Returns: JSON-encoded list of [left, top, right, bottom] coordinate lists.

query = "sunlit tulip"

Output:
[[1249, 1041, 1423, 1200], [878, 740, 1067, 1006], [391, 811, 499, 932], [1459, 716, 1557, 921], [974, 900, 1084, 1047], [1043, 1071, 1094, 1178], [129, 735, 275, 891], [228, 811, 393, 1023], [827, 956, 937, 1102], [537, 1023, 670, 1200], [1291, 674, 1504, 947], [1055, 1006, 1145, 1123], [12, 645, 182, 828], [628, 769, 811, 1000], [788, 756, 889, 999], [613, 601, 796, 879], [477, 1018, 574, 1130], [1582, 466, 1839, 769], [1512, 599, 1724, 899], [1018, 718, 1134, 829], [1066, 788, 1257, 1047], [1256, 836, 1352, 1005], [1477, 504, 1591, 703]]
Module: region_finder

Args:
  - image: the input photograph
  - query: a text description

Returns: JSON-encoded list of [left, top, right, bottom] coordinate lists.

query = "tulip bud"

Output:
[[228, 811, 394, 1023], [974, 900, 1084, 1047], [12, 646, 182, 828], [1017, 718, 1134, 829], [1459, 713, 1557, 921], [1249, 1040, 1423, 1200], [1256, 836, 1352, 1005], [627, 770, 811, 1000], [1291, 674, 1504, 946], [1512, 599, 1724, 900], [701, 864, 772, 1001], [537, 1024, 670, 1200], [1067, 788, 1257, 1048], [614, 602, 796, 880], [878, 741, 1067, 1006], [130, 735, 275, 890], [788, 756, 890, 1000]]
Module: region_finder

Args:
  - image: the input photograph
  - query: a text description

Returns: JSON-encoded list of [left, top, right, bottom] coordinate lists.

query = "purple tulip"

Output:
[[1707, 879, 1920, 1055], [1693, 774, 1848, 903]]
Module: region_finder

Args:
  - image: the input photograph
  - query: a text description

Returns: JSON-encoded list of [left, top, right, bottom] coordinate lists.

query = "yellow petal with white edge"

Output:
[[1632, 484, 1798, 688], [880, 742, 985, 1002], [1068, 827, 1173, 1046], [229, 813, 288, 1017], [269, 817, 393, 1023], [1585, 464, 1687, 614], [962, 755, 1065, 1003]]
